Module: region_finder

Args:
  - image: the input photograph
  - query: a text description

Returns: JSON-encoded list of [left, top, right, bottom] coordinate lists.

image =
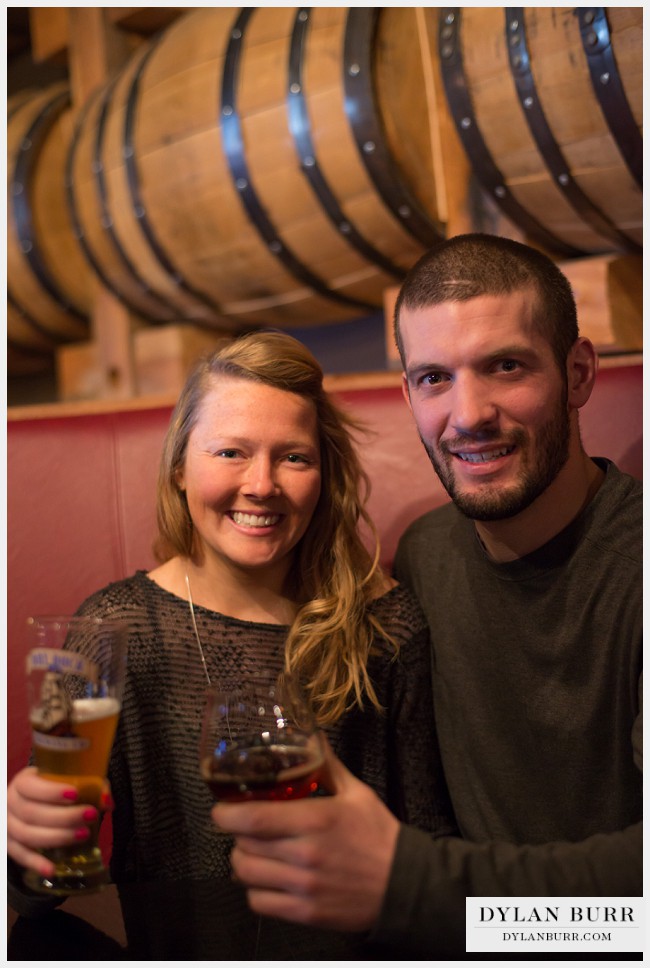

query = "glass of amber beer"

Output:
[[23, 615, 127, 895]]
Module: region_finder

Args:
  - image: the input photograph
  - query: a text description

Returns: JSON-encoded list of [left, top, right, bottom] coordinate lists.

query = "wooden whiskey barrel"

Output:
[[7, 84, 91, 368], [66, 6, 444, 331], [438, 7, 642, 256]]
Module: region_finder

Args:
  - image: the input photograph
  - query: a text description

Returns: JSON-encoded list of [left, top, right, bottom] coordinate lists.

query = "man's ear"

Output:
[[567, 337, 598, 410], [401, 373, 412, 412]]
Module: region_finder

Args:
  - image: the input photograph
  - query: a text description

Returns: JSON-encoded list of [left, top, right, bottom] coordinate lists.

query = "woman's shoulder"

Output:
[[368, 579, 429, 641], [75, 571, 154, 618]]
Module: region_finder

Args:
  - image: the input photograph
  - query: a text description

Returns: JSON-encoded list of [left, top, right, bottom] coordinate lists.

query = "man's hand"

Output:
[[211, 738, 400, 932]]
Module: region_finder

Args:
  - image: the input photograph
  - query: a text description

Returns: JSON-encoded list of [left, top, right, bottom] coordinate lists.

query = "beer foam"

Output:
[[72, 697, 120, 722]]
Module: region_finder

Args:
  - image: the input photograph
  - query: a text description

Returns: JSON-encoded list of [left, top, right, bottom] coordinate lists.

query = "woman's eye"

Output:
[[216, 449, 239, 458], [285, 454, 309, 464]]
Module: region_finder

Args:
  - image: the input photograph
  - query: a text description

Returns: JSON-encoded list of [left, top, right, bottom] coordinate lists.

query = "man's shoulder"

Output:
[[400, 500, 459, 541]]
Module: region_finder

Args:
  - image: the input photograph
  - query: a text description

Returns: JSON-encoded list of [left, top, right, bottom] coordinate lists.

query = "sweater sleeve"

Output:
[[370, 818, 643, 957], [370, 680, 643, 956]]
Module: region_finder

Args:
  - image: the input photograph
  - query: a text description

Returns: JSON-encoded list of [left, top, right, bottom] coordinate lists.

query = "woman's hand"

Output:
[[7, 767, 105, 877]]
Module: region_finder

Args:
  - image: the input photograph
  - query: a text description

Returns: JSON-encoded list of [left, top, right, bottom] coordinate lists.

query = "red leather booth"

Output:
[[7, 364, 642, 783]]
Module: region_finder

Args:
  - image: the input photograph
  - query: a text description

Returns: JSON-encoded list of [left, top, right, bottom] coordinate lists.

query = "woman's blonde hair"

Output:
[[155, 330, 395, 725]]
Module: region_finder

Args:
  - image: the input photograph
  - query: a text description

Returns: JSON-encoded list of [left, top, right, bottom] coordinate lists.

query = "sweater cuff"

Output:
[[368, 824, 467, 957]]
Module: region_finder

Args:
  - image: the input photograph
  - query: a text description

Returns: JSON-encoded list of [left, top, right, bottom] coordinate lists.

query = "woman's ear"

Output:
[[566, 337, 598, 410], [174, 467, 185, 491]]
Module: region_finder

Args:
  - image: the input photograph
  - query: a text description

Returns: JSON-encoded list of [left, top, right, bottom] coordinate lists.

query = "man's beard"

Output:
[[420, 394, 571, 521]]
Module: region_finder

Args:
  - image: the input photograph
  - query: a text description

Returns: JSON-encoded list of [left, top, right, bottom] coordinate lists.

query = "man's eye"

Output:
[[420, 373, 445, 386], [216, 449, 238, 458], [499, 360, 520, 372]]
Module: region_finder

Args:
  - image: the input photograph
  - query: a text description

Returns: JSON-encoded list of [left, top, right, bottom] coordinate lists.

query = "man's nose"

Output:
[[449, 375, 498, 434]]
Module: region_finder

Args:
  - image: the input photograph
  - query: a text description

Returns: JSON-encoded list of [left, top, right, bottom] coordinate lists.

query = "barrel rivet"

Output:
[[558, 173, 570, 186], [398, 205, 411, 218], [583, 10, 595, 25], [441, 25, 453, 40], [236, 177, 248, 191], [20, 239, 33, 254], [11, 182, 24, 196], [363, 140, 376, 154], [349, 63, 361, 77], [269, 240, 282, 253], [101, 215, 113, 229], [339, 221, 351, 234], [21, 137, 32, 151], [523, 96, 534, 109], [135, 205, 145, 219], [586, 30, 598, 47], [461, 117, 472, 129], [298, 10, 308, 22], [232, 28, 242, 40], [290, 82, 301, 95], [509, 19, 519, 32], [512, 53, 522, 68], [600, 72, 610, 85], [510, 34, 520, 47], [223, 105, 233, 117], [444, 12, 455, 25], [303, 155, 315, 168], [494, 186, 506, 198], [441, 43, 453, 59]]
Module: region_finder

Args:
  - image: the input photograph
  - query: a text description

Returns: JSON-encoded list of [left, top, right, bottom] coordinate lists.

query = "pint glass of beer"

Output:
[[23, 615, 127, 895]]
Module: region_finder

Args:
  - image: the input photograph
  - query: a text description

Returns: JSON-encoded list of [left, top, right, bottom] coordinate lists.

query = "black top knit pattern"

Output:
[[72, 572, 456, 883]]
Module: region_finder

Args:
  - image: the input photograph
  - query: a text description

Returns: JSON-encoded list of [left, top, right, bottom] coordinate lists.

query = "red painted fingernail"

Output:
[[82, 808, 98, 822], [100, 792, 113, 811], [62, 789, 78, 802], [74, 827, 89, 840]]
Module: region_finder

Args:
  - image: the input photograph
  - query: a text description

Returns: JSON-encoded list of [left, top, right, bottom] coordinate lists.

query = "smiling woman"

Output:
[[8, 329, 457, 903]]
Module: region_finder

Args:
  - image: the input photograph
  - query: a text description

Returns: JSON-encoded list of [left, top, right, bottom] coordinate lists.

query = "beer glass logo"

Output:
[[28, 649, 99, 750]]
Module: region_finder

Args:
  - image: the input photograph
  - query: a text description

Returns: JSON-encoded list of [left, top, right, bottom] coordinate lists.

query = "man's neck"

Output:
[[474, 454, 604, 563]]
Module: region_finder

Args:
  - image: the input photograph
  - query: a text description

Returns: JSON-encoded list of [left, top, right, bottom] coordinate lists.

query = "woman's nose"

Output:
[[242, 457, 279, 498]]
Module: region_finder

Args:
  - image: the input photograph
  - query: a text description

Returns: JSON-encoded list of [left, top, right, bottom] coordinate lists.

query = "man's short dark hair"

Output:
[[394, 233, 579, 371]]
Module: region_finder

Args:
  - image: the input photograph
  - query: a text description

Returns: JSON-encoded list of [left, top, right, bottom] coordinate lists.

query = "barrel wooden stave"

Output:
[[7, 85, 91, 348], [457, 7, 642, 253]]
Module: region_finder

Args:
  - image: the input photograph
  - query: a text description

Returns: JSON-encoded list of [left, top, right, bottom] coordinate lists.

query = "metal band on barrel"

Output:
[[438, 8, 583, 258], [578, 8, 642, 189], [343, 8, 443, 247], [11, 89, 89, 324], [221, 8, 377, 312], [287, 8, 403, 282], [506, 8, 639, 254], [7, 290, 61, 348], [65, 75, 179, 323]]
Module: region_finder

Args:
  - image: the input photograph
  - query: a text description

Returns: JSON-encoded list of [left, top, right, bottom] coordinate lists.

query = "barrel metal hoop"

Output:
[[6, 330, 57, 359], [506, 8, 639, 254], [11, 89, 89, 324], [343, 8, 443, 247], [66, 74, 179, 324], [221, 8, 376, 311], [287, 7, 403, 281], [123, 32, 225, 317], [6, 288, 65, 347], [578, 7, 642, 188], [438, 8, 583, 258]]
